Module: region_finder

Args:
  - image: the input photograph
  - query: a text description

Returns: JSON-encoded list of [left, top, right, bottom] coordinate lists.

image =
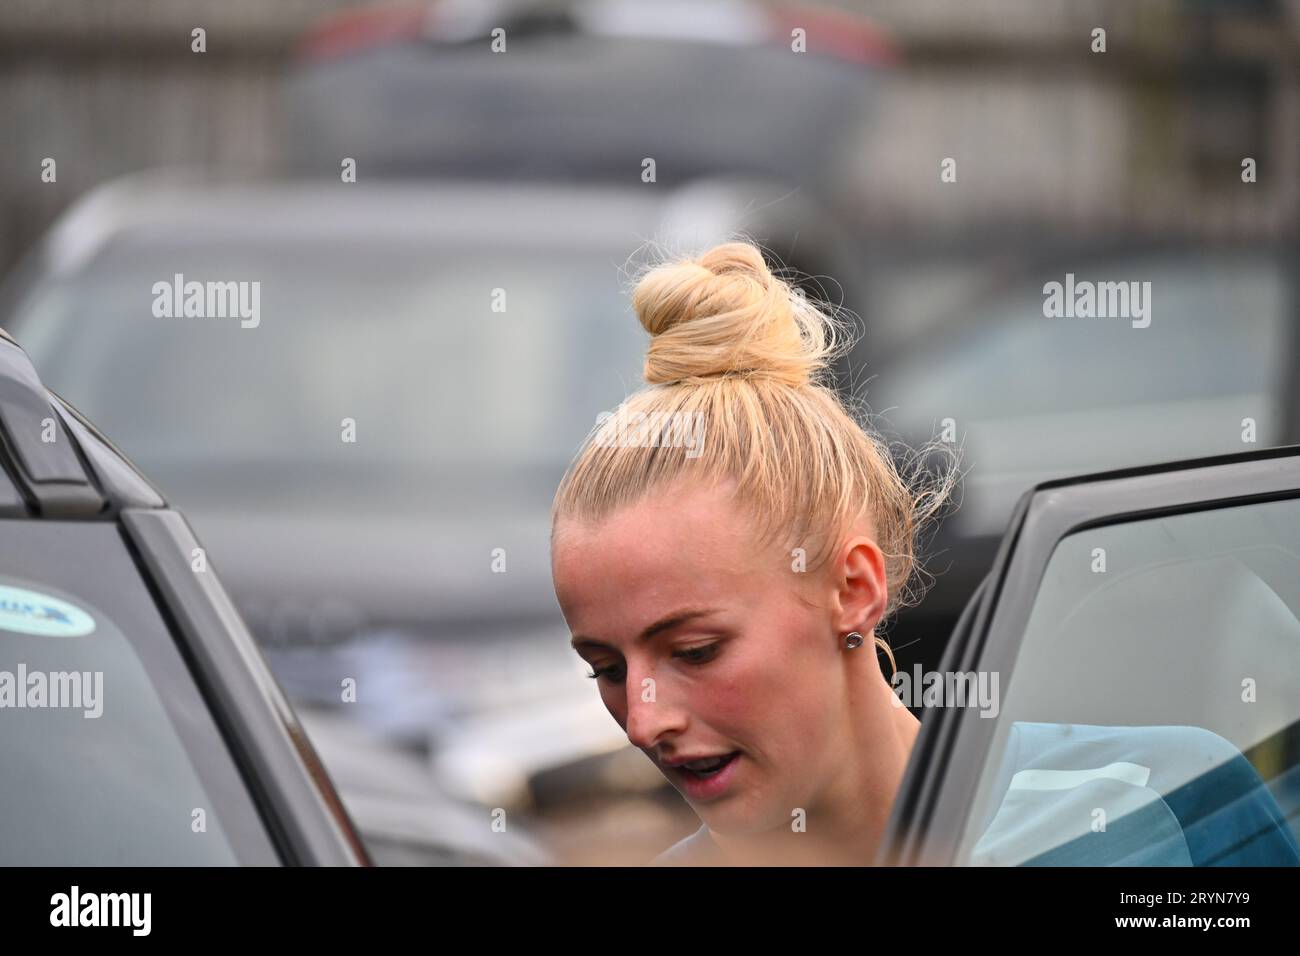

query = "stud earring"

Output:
[[843, 631, 865, 650]]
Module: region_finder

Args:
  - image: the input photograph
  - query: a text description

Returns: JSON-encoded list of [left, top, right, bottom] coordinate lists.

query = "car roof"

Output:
[[283, 1, 892, 187], [29, 169, 803, 280]]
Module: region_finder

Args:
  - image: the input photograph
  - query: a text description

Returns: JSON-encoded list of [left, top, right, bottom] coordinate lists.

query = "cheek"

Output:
[[722, 610, 839, 748], [686, 662, 751, 729], [595, 680, 629, 727], [698, 641, 807, 736]]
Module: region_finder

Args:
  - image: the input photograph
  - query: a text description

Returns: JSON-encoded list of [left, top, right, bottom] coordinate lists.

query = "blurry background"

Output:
[[1, 0, 1298, 865]]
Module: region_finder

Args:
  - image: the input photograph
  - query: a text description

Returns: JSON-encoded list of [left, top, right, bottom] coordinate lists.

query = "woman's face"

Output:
[[551, 479, 883, 836]]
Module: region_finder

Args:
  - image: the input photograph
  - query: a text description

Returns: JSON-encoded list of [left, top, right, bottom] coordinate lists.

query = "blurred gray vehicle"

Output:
[[293, 704, 550, 865], [0, 168, 866, 847], [284, 0, 895, 194], [869, 237, 1300, 668]]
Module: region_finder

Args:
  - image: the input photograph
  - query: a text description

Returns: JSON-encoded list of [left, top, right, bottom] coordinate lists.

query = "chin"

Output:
[[694, 797, 780, 837]]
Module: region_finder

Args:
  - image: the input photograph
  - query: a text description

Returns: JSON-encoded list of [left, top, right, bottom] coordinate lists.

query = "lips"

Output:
[[667, 751, 742, 801]]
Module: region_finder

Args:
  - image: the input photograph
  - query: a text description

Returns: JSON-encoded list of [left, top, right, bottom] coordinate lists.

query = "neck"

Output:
[[710, 670, 921, 865]]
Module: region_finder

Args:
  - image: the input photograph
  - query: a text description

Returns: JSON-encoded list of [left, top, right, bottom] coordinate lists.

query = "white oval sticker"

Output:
[[0, 585, 96, 637]]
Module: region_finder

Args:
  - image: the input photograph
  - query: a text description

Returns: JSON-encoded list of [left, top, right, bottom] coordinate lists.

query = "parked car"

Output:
[[283, 0, 895, 194], [881, 443, 1300, 865], [0, 326, 367, 865], [293, 703, 551, 865], [869, 237, 1300, 678]]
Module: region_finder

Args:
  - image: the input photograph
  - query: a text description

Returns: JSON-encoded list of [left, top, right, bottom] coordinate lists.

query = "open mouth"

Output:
[[678, 751, 740, 778]]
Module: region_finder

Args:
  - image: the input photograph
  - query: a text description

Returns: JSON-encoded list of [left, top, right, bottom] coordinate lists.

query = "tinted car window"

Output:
[[0, 520, 278, 864], [955, 497, 1300, 865]]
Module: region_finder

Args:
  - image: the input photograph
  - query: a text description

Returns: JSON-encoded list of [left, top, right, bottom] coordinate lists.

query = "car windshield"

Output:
[[12, 236, 646, 480]]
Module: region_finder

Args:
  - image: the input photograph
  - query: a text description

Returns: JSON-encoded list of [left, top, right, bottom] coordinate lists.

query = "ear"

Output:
[[829, 535, 889, 634]]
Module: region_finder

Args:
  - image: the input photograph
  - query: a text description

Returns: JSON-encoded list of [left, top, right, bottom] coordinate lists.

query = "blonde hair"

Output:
[[551, 240, 956, 663]]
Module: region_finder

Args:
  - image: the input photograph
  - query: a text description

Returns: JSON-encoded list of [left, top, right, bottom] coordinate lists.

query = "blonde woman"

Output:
[[550, 241, 951, 866]]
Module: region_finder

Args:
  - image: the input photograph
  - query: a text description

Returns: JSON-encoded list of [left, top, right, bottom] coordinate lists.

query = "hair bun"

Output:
[[633, 241, 832, 387]]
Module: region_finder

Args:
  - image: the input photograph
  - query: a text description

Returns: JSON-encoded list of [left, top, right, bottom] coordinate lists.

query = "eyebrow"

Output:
[[569, 607, 721, 650]]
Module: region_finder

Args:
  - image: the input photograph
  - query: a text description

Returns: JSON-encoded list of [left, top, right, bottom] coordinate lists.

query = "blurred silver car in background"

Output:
[[865, 238, 1300, 656], [284, 0, 894, 194]]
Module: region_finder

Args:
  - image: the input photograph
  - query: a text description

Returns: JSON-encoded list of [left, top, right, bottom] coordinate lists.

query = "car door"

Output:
[[880, 444, 1300, 866], [0, 327, 367, 865]]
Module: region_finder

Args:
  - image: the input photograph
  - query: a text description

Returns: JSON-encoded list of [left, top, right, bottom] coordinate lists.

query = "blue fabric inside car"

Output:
[[970, 721, 1300, 866]]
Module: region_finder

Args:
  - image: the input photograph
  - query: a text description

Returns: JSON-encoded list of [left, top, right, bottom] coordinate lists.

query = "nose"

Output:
[[623, 666, 687, 752]]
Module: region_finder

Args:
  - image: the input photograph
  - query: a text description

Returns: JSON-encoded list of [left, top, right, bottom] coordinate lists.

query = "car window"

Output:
[[876, 252, 1291, 536], [0, 520, 278, 864], [954, 496, 1300, 866]]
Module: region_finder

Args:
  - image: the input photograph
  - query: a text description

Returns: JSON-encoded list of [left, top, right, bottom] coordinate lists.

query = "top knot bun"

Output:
[[633, 241, 834, 387]]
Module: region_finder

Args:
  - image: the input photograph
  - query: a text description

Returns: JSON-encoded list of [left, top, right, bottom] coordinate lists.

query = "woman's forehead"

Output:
[[558, 500, 748, 584], [552, 490, 764, 627]]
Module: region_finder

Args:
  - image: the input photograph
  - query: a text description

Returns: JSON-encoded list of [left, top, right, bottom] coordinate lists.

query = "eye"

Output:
[[586, 662, 626, 682], [584, 642, 721, 681], [673, 642, 720, 666]]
